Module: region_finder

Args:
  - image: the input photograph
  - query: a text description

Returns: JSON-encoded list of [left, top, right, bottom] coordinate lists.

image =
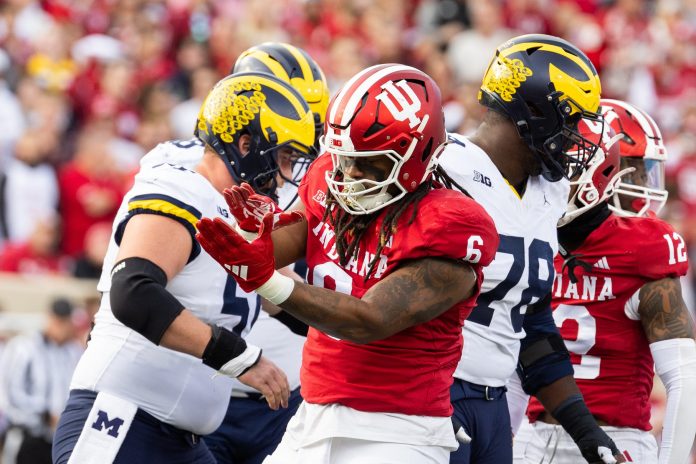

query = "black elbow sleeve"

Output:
[[110, 257, 185, 345], [517, 302, 573, 395]]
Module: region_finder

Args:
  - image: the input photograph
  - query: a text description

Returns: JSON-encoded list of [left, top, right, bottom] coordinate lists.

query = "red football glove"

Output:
[[196, 213, 276, 293], [224, 183, 304, 233]]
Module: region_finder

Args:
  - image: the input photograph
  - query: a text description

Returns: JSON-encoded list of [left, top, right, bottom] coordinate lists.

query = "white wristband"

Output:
[[217, 344, 262, 378], [234, 223, 258, 242], [256, 271, 295, 305]]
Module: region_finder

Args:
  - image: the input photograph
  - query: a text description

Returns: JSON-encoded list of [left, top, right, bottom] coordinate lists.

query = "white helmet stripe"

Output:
[[329, 64, 419, 127], [601, 98, 665, 160]]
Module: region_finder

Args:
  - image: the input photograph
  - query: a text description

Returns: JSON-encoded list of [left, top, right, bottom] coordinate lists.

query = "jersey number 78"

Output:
[[467, 235, 554, 332]]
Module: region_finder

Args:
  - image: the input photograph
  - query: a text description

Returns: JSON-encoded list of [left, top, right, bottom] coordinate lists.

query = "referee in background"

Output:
[[0, 298, 83, 464]]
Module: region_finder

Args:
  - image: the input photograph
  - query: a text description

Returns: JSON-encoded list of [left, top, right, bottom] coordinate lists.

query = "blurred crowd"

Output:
[[0, 0, 693, 284], [0, 0, 693, 459]]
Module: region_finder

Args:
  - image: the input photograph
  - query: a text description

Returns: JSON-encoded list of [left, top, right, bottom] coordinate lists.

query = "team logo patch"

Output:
[[313, 190, 327, 206], [473, 170, 492, 187], [375, 79, 422, 129], [91, 410, 125, 438], [217, 205, 229, 218]]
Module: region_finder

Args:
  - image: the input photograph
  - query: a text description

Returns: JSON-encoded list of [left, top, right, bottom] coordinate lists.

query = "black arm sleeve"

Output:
[[516, 294, 573, 395], [110, 257, 185, 345]]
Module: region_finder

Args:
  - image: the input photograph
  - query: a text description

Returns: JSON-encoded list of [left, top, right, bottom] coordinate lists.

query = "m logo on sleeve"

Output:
[[91, 410, 125, 438]]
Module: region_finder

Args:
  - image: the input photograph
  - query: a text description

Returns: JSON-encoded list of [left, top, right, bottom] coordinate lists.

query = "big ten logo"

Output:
[[473, 170, 492, 187], [375, 80, 422, 129], [313, 189, 327, 206], [91, 410, 125, 438]]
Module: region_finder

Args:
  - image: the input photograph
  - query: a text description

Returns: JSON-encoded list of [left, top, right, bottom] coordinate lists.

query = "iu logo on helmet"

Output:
[[375, 80, 421, 129]]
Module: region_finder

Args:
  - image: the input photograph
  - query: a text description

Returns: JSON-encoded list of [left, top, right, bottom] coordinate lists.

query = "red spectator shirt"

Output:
[[0, 243, 72, 275], [297, 155, 499, 417], [58, 164, 124, 257], [527, 214, 689, 430]]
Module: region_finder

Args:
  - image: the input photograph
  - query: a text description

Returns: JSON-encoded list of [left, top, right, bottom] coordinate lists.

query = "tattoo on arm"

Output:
[[279, 257, 476, 343], [366, 258, 476, 328], [638, 278, 696, 343]]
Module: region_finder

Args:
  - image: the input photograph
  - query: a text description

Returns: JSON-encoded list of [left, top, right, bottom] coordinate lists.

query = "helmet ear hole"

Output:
[[527, 101, 544, 117], [364, 121, 386, 138], [400, 140, 408, 148]]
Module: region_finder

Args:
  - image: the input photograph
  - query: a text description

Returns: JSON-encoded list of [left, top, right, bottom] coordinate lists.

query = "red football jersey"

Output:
[[527, 214, 689, 430], [298, 155, 499, 417]]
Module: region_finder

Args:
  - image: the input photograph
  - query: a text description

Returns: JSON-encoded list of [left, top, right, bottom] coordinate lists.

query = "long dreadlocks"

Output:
[[321, 165, 470, 281]]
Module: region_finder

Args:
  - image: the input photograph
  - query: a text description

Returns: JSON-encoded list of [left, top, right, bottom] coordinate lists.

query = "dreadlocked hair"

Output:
[[321, 180, 431, 281], [321, 165, 465, 281], [433, 165, 471, 197]]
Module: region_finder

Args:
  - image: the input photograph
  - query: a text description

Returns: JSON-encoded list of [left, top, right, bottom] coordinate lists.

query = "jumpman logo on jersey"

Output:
[[543, 193, 550, 206]]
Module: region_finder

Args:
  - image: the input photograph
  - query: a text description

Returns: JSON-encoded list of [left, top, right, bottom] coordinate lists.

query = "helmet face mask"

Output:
[[276, 143, 316, 187], [322, 64, 448, 216], [233, 42, 330, 151], [546, 96, 606, 181], [559, 118, 630, 226], [479, 34, 603, 182], [611, 156, 667, 217], [600, 99, 668, 217], [325, 147, 405, 215], [194, 72, 316, 199]]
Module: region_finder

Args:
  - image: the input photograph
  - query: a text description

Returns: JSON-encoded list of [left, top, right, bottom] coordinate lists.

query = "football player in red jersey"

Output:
[[602, 99, 669, 219], [516, 101, 696, 463], [196, 64, 500, 463]]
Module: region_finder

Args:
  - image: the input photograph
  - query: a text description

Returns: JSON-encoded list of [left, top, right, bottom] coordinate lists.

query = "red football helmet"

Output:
[[601, 99, 668, 217], [323, 64, 447, 214], [559, 118, 629, 226]]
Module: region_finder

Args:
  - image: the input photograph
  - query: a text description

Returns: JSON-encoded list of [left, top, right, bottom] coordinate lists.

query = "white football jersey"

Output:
[[440, 134, 569, 386], [138, 138, 307, 395], [70, 139, 261, 435], [233, 164, 308, 394]]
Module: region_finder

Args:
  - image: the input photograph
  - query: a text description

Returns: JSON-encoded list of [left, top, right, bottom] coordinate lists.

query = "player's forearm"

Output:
[[163, 309, 262, 378], [534, 375, 582, 413], [279, 282, 382, 343], [159, 310, 212, 358], [276, 257, 475, 343], [272, 220, 307, 268]]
